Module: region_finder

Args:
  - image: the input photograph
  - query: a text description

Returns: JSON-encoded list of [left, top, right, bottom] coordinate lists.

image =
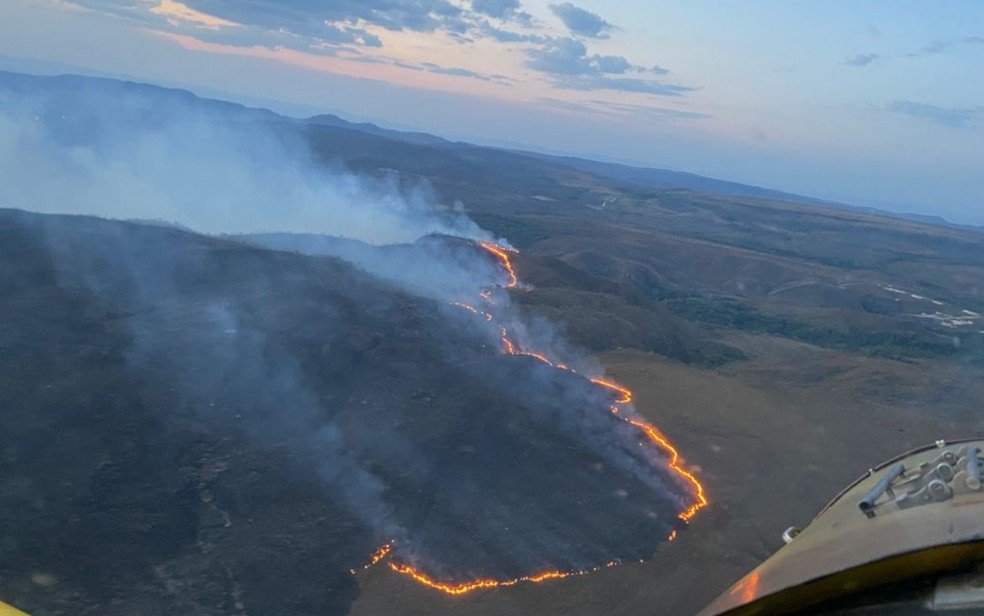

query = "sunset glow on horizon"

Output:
[[1, 0, 981, 223]]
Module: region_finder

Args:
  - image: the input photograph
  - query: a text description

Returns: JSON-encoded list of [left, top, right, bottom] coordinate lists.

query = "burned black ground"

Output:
[[0, 209, 686, 615]]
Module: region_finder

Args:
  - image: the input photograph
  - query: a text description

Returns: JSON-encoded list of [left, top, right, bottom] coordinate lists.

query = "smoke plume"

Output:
[[0, 72, 695, 602]]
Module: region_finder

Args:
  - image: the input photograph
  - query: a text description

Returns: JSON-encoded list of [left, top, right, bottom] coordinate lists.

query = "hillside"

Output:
[[5, 69, 975, 233], [1, 71, 983, 615], [0, 209, 691, 615]]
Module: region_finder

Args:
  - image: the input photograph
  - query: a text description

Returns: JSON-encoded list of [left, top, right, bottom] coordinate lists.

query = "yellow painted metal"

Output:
[[699, 439, 984, 616], [0, 600, 29, 616]]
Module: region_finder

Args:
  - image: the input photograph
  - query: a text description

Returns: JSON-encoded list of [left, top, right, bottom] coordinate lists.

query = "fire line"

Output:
[[480, 242, 518, 288], [359, 241, 707, 596], [387, 562, 577, 595], [475, 243, 706, 522]]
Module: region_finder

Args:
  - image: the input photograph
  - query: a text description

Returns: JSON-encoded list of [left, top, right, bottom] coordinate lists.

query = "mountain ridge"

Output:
[[0, 69, 975, 233]]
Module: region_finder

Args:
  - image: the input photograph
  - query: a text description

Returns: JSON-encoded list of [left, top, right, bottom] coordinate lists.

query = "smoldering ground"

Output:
[[0, 73, 693, 613]]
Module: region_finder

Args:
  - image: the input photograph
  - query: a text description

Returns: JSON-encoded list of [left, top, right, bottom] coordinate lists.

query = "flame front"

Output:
[[480, 242, 518, 288], [376, 556, 621, 595], [357, 241, 707, 596], [453, 301, 493, 322], [481, 245, 706, 522], [367, 544, 392, 567], [623, 418, 708, 522], [350, 544, 392, 574], [589, 377, 633, 404], [387, 562, 579, 595]]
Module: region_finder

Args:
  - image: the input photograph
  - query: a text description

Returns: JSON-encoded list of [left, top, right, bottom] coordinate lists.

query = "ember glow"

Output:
[[367, 544, 393, 567], [624, 417, 708, 522], [379, 556, 623, 595], [350, 543, 393, 574], [480, 242, 518, 288], [590, 377, 633, 404], [452, 301, 493, 321], [387, 562, 580, 595], [359, 241, 707, 595], [498, 326, 567, 368], [478, 246, 706, 522]]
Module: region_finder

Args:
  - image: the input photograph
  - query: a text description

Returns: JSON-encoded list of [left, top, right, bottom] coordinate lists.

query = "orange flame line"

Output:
[[368, 544, 392, 566], [480, 243, 518, 288], [453, 301, 493, 321], [454, 301, 479, 315], [350, 543, 393, 574], [498, 339, 705, 522], [387, 562, 569, 594], [367, 240, 707, 596], [499, 326, 517, 355], [498, 328, 566, 369], [589, 377, 633, 404], [357, 542, 624, 597], [519, 350, 554, 365], [623, 417, 707, 521], [486, 258, 706, 522], [385, 559, 620, 596]]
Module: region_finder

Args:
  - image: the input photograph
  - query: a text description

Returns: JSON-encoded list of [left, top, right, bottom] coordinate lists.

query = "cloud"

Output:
[[526, 38, 626, 75], [844, 52, 879, 67], [392, 60, 425, 71], [540, 97, 707, 122], [181, 0, 465, 35], [419, 61, 512, 83], [478, 21, 544, 42], [150, 0, 235, 30], [525, 37, 689, 95], [65, 0, 470, 54], [548, 2, 612, 39], [886, 100, 983, 128], [66, 0, 539, 57], [590, 100, 709, 121], [911, 35, 984, 56], [334, 54, 513, 83], [187, 19, 382, 52], [557, 75, 691, 95], [473, 0, 518, 17], [471, 0, 531, 24], [59, 0, 684, 97]]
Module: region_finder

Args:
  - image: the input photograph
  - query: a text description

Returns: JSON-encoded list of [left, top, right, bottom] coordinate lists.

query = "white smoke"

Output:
[[0, 75, 692, 582], [0, 87, 485, 245]]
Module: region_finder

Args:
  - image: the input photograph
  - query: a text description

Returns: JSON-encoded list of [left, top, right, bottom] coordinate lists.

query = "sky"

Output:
[[0, 0, 982, 224]]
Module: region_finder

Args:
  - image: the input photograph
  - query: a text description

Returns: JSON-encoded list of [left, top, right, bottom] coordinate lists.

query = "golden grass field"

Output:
[[351, 334, 983, 615]]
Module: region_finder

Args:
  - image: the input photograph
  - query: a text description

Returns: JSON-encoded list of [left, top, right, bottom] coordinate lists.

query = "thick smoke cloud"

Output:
[[0, 78, 486, 245], [0, 74, 692, 593]]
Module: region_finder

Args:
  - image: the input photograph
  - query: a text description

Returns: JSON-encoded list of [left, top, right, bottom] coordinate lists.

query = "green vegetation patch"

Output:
[[665, 296, 961, 361]]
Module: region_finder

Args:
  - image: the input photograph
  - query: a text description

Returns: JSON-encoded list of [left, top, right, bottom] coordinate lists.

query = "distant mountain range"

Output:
[[0, 69, 977, 234], [303, 109, 839, 208], [305, 107, 977, 232], [2, 68, 984, 616], [303, 109, 971, 233]]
